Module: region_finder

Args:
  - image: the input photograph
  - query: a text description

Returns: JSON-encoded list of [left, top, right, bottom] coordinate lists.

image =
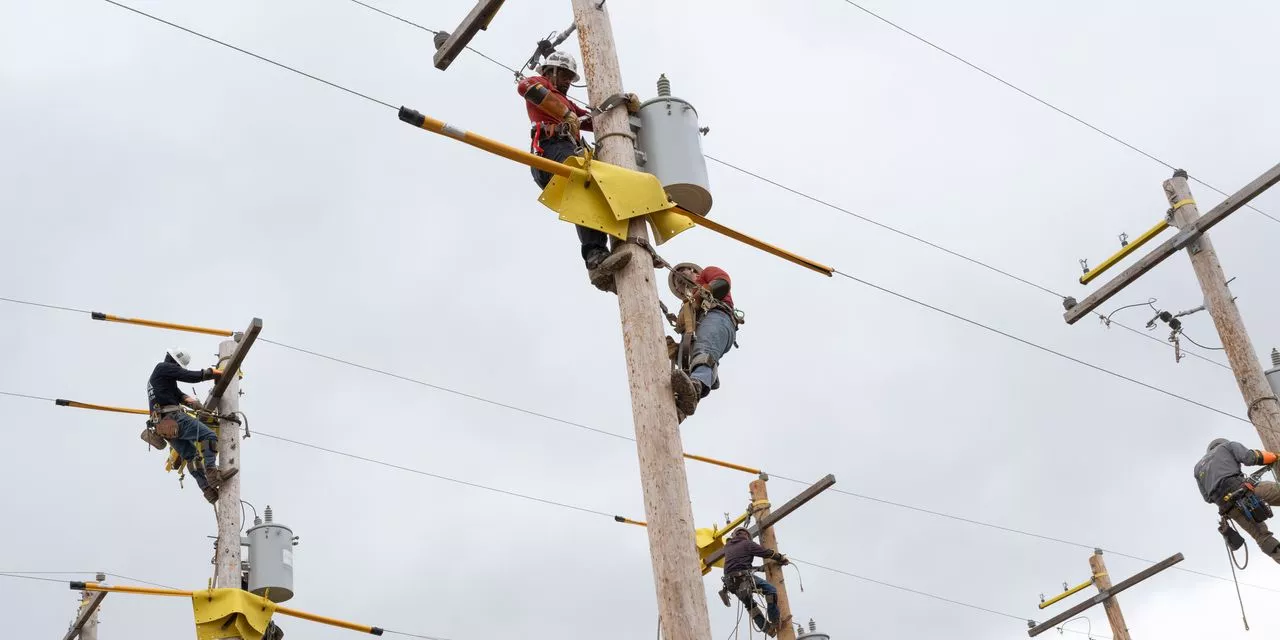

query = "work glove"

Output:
[[564, 114, 582, 140], [187, 397, 207, 412], [773, 554, 789, 565], [624, 92, 642, 113]]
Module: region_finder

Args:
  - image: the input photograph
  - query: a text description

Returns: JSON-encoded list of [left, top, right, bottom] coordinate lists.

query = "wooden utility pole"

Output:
[[1028, 551, 1182, 637], [570, 4, 712, 640], [1088, 551, 1130, 640], [213, 336, 244, 599], [1163, 173, 1280, 451], [749, 478, 795, 640], [1062, 165, 1280, 449], [63, 588, 105, 640]]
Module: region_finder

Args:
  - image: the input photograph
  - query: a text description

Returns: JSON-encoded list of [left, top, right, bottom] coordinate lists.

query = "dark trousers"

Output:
[[532, 137, 609, 262]]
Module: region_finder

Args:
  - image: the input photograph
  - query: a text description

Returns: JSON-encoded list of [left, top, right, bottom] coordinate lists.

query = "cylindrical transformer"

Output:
[[247, 506, 295, 602], [635, 75, 713, 216]]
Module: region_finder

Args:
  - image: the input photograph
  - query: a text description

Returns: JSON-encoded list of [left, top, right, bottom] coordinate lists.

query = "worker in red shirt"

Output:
[[667, 262, 738, 418], [517, 51, 628, 291]]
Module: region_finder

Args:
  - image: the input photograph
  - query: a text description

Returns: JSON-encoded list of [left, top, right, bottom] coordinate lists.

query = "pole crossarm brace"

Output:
[[701, 474, 836, 567], [1078, 220, 1169, 285], [90, 311, 233, 337], [396, 107, 834, 276], [1026, 553, 1183, 637], [61, 592, 106, 640], [69, 582, 385, 636], [1064, 162, 1280, 324], [1037, 577, 1094, 610], [205, 318, 262, 404], [432, 0, 506, 70]]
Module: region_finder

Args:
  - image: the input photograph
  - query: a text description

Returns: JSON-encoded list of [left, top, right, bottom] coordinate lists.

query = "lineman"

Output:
[[516, 51, 630, 291], [717, 527, 787, 636], [1194, 438, 1280, 563], [141, 347, 233, 503], [668, 262, 739, 419]]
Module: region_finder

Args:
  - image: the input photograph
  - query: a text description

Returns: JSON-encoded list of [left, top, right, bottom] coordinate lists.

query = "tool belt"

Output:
[[721, 570, 754, 594], [1220, 479, 1273, 523], [530, 122, 581, 155]]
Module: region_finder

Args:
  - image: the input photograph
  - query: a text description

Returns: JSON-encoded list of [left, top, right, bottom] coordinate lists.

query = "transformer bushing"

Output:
[[246, 506, 295, 602], [797, 618, 830, 640], [634, 74, 713, 216], [1266, 348, 1280, 399]]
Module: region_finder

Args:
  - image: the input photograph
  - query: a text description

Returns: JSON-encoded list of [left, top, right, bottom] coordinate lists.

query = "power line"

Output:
[[790, 559, 1108, 639], [0, 293, 1269, 592], [252, 429, 616, 518], [830, 269, 1247, 423], [835, 0, 1280, 226], [100, 0, 396, 110], [0, 570, 176, 590], [701, 156, 1230, 370]]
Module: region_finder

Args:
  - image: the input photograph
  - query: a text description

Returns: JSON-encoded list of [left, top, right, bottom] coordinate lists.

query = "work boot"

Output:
[[751, 614, 768, 633], [203, 487, 220, 504], [206, 466, 239, 487], [763, 621, 779, 638], [671, 369, 700, 416], [718, 589, 731, 607], [587, 249, 632, 293]]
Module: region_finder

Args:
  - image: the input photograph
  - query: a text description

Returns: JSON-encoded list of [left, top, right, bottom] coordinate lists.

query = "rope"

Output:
[[1224, 520, 1250, 631]]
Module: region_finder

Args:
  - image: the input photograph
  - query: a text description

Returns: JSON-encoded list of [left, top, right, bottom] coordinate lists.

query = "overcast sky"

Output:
[[4, 1, 1280, 638]]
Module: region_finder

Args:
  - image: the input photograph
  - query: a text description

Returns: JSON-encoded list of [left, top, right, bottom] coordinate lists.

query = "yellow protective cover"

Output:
[[191, 588, 277, 640]]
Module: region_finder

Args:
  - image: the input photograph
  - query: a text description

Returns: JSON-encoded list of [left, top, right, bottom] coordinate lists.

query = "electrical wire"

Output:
[[100, 0, 397, 110], [258, 338, 631, 442], [345, 0, 526, 77], [835, 0, 1280, 227], [830, 269, 1247, 423], [0, 390, 55, 402], [789, 558, 1108, 639], [0, 573, 69, 584], [1179, 329, 1226, 351], [252, 429, 617, 519]]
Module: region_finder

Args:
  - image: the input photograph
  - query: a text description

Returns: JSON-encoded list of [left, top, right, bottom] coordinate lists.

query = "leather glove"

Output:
[[624, 92, 642, 113], [773, 553, 789, 565]]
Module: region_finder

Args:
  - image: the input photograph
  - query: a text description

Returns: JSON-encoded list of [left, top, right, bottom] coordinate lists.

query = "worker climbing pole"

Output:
[[665, 262, 742, 421], [141, 347, 233, 503], [516, 50, 639, 292]]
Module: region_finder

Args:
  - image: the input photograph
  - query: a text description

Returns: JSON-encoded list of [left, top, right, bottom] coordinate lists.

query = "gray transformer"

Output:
[[246, 506, 295, 602], [797, 619, 829, 640], [634, 75, 713, 216]]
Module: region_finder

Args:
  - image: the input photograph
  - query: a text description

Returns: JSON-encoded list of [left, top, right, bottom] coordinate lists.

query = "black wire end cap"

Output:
[[398, 107, 425, 127]]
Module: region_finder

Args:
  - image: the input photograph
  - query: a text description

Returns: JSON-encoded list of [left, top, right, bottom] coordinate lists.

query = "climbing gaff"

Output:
[[1078, 219, 1169, 285], [90, 312, 234, 337], [55, 399, 150, 416], [396, 106, 834, 276], [69, 582, 386, 636]]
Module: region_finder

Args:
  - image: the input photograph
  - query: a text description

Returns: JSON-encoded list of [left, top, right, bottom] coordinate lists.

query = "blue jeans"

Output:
[[734, 576, 779, 626], [532, 136, 608, 261], [690, 309, 736, 395], [166, 411, 218, 490]]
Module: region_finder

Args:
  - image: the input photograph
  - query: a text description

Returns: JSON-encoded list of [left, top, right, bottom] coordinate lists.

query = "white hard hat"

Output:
[[538, 51, 580, 83], [166, 348, 192, 368]]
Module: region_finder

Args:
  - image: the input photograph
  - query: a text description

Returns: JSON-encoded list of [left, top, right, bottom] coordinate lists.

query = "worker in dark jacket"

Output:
[[142, 347, 230, 503], [517, 51, 630, 292], [1195, 438, 1280, 563], [669, 263, 738, 418], [718, 528, 786, 635]]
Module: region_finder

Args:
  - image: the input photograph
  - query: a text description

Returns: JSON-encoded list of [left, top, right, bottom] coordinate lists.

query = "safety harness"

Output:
[[1221, 479, 1274, 524], [667, 269, 744, 381]]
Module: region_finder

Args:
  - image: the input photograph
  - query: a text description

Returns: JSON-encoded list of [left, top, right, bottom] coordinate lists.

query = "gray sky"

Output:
[[3, 0, 1280, 638]]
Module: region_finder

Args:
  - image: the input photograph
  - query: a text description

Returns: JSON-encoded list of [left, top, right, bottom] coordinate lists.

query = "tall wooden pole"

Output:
[[749, 478, 795, 640], [213, 338, 243, 598], [1164, 172, 1280, 452], [570, 4, 712, 640], [1088, 550, 1131, 640]]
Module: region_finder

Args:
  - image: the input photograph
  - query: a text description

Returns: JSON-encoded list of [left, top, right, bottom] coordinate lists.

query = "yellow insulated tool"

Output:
[[397, 107, 834, 276]]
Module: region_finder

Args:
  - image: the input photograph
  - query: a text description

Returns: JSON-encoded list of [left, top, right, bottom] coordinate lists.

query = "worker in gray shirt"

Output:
[[1194, 438, 1280, 563]]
